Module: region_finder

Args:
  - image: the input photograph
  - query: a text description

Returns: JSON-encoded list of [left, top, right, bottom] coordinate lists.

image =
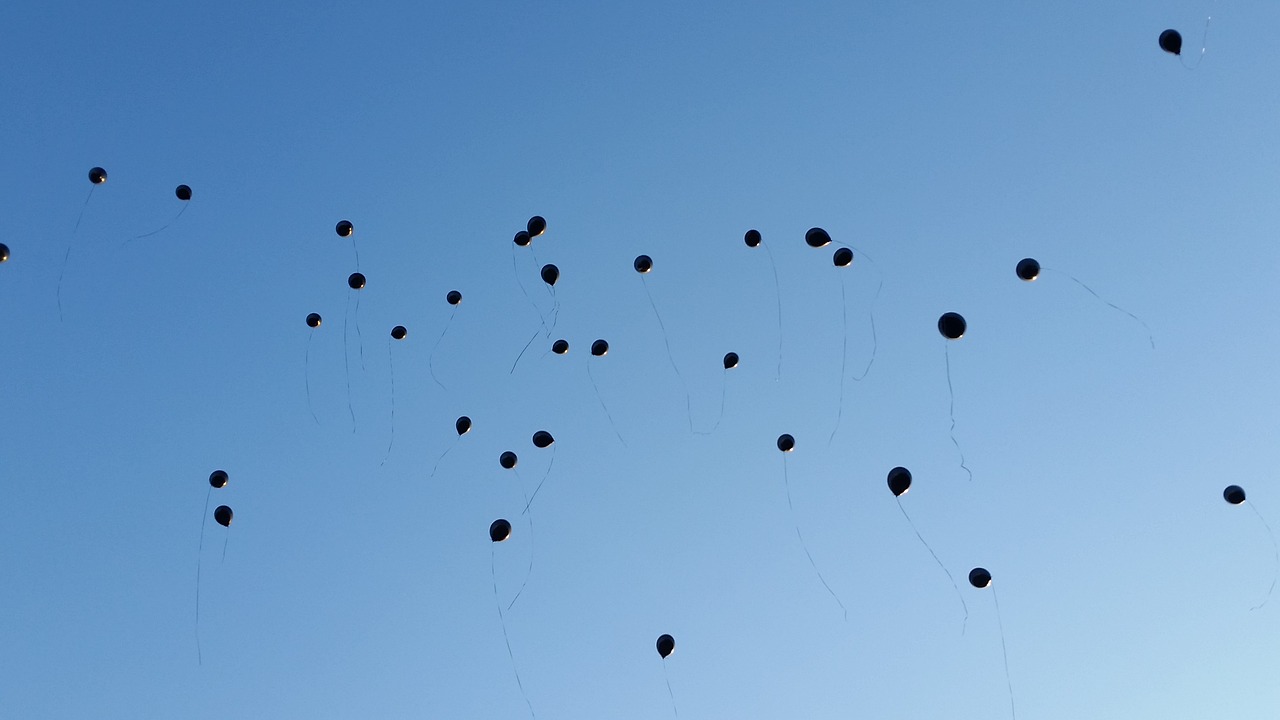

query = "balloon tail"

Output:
[[344, 291, 356, 434], [510, 331, 539, 374], [428, 308, 456, 391], [351, 236, 360, 271], [380, 338, 396, 467], [508, 469, 536, 612], [763, 241, 782, 381], [696, 370, 728, 437], [897, 499, 968, 634], [522, 446, 556, 515], [1050, 269, 1155, 349], [355, 291, 366, 371], [642, 276, 693, 434], [782, 456, 848, 621], [992, 586, 1017, 720], [1180, 17, 1211, 70], [195, 486, 210, 666], [221, 532, 229, 564], [429, 437, 458, 478], [945, 343, 973, 482], [1248, 502, 1278, 611], [305, 331, 319, 426], [512, 242, 549, 337], [493, 547, 536, 718], [132, 203, 188, 240], [72, 186, 94, 235], [663, 660, 679, 717], [588, 360, 626, 446], [850, 276, 883, 382], [829, 276, 849, 446], [56, 244, 72, 322]]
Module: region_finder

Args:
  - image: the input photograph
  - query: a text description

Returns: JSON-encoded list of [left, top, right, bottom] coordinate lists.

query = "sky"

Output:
[[1, 1, 1278, 718]]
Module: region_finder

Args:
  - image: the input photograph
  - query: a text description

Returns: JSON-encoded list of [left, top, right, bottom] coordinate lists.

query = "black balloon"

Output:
[[1159, 29, 1183, 55], [0, 243, 9, 263], [634, 255, 653, 274], [805, 227, 831, 248], [532, 430, 554, 448], [744, 229, 762, 248], [1016, 258, 1040, 282], [447, 290, 462, 306], [490, 518, 512, 542], [887, 467, 911, 497], [938, 312, 966, 340], [833, 248, 853, 267], [777, 433, 795, 452], [88, 167, 107, 185], [336, 220, 354, 238], [514, 230, 532, 247], [500, 451, 518, 469], [214, 505, 233, 527], [969, 567, 992, 589], [656, 634, 675, 659], [527, 215, 547, 238], [306, 313, 322, 328], [175, 184, 192, 201], [391, 325, 407, 340], [455, 416, 472, 436], [209, 470, 228, 489], [723, 352, 739, 370], [1224, 485, 1247, 505], [552, 339, 569, 355], [591, 339, 609, 357], [541, 264, 559, 286], [348, 272, 366, 290]]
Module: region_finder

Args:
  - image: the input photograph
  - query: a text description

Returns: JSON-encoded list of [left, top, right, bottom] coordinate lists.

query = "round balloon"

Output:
[[969, 567, 992, 589], [348, 272, 366, 290], [532, 430, 554, 448], [214, 505, 233, 527], [336, 220, 354, 238], [527, 215, 547, 238], [540, 264, 559, 286], [209, 470, 229, 489], [500, 451, 518, 470], [1159, 29, 1183, 55], [0, 243, 9, 263], [1016, 258, 1040, 282], [777, 433, 795, 452], [391, 325, 407, 340], [1224, 485, 1246, 505], [805, 227, 832, 248], [175, 184, 192, 201], [88, 167, 107, 185], [887, 467, 911, 497], [723, 352, 739, 370], [656, 634, 675, 659], [446, 290, 462, 306], [938, 312, 966, 340], [552, 339, 569, 355], [490, 519, 512, 542], [634, 255, 653, 274], [306, 312, 322, 328], [591, 339, 609, 357], [514, 230, 532, 247], [833, 248, 853, 267], [744, 229, 762, 248], [455, 416, 472, 436]]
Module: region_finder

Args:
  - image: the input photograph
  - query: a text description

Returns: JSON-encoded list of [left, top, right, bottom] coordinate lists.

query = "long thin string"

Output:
[[1047, 268, 1154, 349], [305, 331, 319, 425], [1180, 17, 1212, 70], [783, 456, 847, 621], [508, 468, 536, 612], [132, 203, 188, 240], [992, 586, 1016, 720], [195, 486, 210, 665], [850, 276, 883, 382], [57, 187, 95, 321], [522, 446, 556, 515], [1249, 502, 1278, 611], [221, 532, 229, 563], [701, 369, 729, 436], [762, 241, 782, 381], [428, 308, 456, 391], [430, 437, 459, 478], [512, 242, 549, 337], [510, 331, 539, 374], [351, 236, 360, 271], [355, 292, 366, 371], [829, 276, 849, 446], [493, 547, 536, 718], [642, 277, 693, 433], [896, 499, 968, 634], [380, 338, 396, 467], [344, 291, 356, 433], [663, 660, 678, 717], [588, 360, 626, 446], [945, 343, 973, 482]]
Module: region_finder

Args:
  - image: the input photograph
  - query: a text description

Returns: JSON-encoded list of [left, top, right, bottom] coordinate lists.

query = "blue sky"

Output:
[[2, 1, 1278, 717]]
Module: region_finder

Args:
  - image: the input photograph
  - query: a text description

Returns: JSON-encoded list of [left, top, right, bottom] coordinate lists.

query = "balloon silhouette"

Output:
[[744, 229, 762, 248], [777, 433, 795, 452], [306, 312, 322, 328], [591, 339, 609, 357], [213, 505, 233, 527], [490, 518, 512, 542], [969, 567, 992, 589], [348, 272, 366, 290], [1225, 485, 1247, 505], [887, 467, 911, 497], [500, 451, 518, 470], [634, 255, 653, 274], [1159, 29, 1182, 55], [455, 416, 472, 435], [336, 220, 354, 238], [532, 431, 554, 448], [527, 215, 547, 238], [0, 243, 9, 263], [938, 312, 966, 340], [1016, 258, 1040, 281], [833, 247, 853, 267], [723, 352, 739, 369], [88, 167, 107, 184], [552, 339, 569, 355], [175, 184, 192, 201], [805, 227, 831, 248], [540, 264, 559, 286], [447, 290, 462, 306], [656, 634, 675, 659], [390, 325, 407, 340], [513, 230, 532, 247], [209, 470, 228, 489]]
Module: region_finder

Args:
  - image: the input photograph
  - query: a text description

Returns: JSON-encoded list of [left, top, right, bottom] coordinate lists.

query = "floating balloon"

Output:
[[540, 264, 559, 286], [527, 215, 547, 238], [175, 184, 192, 201], [88, 167, 107, 184], [391, 325, 407, 340], [500, 451, 518, 469], [969, 567, 992, 589], [887, 467, 912, 497], [744, 229, 762, 248], [336, 220, 354, 238], [209, 470, 228, 489], [656, 634, 675, 659], [1016, 258, 1040, 282], [805, 227, 831, 248], [306, 313, 322, 328], [1224, 485, 1247, 505], [723, 352, 739, 370], [938, 312, 966, 340], [455, 416, 472, 435], [552, 339, 569, 355], [348, 272, 366, 290], [833, 248, 853, 267], [532, 431, 554, 448], [634, 255, 653, 274], [1159, 29, 1182, 55], [490, 518, 512, 542], [514, 230, 532, 247], [214, 505, 233, 527], [777, 433, 795, 452], [446, 290, 462, 306], [591, 339, 609, 357], [0, 243, 9, 263]]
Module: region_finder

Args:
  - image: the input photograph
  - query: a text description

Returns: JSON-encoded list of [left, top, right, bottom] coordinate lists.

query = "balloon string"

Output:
[[663, 660, 679, 717], [992, 586, 1017, 720], [512, 242, 549, 337], [429, 436, 459, 478], [1248, 502, 1278, 612], [72, 186, 94, 236], [522, 445, 556, 515], [896, 499, 968, 635], [945, 343, 973, 482], [380, 338, 396, 467], [1180, 17, 1211, 70], [351, 236, 360, 272], [57, 186, 92, 322], [508, 468, 536, 612], [221, 532, 229, 563], [428, 308, 456, 391], [829, 276, 849, 446], [548, 286, 560, 336], [697, 370, 728, 437], [762, 241, 782, 382], [641, 277, 693, 434], [1047, 268, 1154, 349], [493, 547, 537, 718], [305, 331, 319, 426], [132, 203, 188, 240], [850, 276, 883, 382], [510, 331, 539, 374], [782, 456, 848, 621], [195, 486, 210, 666], [355, 291, 366, 371], [588, 360, 626, 446], [344, 291, 356, 434]]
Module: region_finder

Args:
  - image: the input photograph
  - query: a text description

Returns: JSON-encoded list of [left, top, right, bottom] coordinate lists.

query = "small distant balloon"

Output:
[[500, 451, 518, 469], [540, 264, 559, 286], [723, 352, 739, 370], [306, 313, 322, 328], [777, 433, 795, 452], [175, 184, 192, 201], [88, 167, 107, 185], [969, 567, 992, 589], [514, 230, 532, 247], [1224, 485, 1247, 505], [887, 467, 912, 497], [532, 430, 554, 448], [591, 339, 609, 357], [446, 290, 462, 306], [214, 505, 233, 527], [490, 518, 512, 543], [833, 248, 853, 267], [0, 243, 9, 263], [209, 470, 229, 489], [391, 325, 407, 340], [805, 227, 832, 248], [1159, 29, 1183, 55], [348, 272, 366, 290], [1016, 258, 1040, 282], [656, 634, 675, 659], [634, 255, 653, 274], [527, 215, 547, 238], [455, 416, 472, 436], [938, 312, 966, 340], [336, 220, 354, 238], [744, 229, 762, 248], [552, 339, 569, 355]]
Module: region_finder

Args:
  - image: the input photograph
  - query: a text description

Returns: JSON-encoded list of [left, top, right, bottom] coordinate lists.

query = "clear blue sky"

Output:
[[2, 1, 1278, 717]]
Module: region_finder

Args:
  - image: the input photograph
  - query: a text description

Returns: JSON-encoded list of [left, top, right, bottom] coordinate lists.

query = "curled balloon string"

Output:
[[895, 498, 968, 634], [429, 436, 459, 478], [1248, 502, 1278, 612], [511, 243, 550, 338], [782, 455, 848, 621], [662, 659, 679, 717], [492, 546, 537, 718], [379, 337, 397, 467], [944, 343, 974, 482], [305, 331, 319, 426], [641, 276, 694, 434], [1181, 17, 1212, 70], [547, 285, 561, 336], [693, 369, 728, 437], [849, 275, 883, 383], [343, 292, 357, 433], [1045, 268, 1154, 350], [428, 308, 457, 391], [507, 468, 536, 612], [522, 445, 556, 515], [587, 359, 626, 446], [354, 291, 366, 371], [195, 486, 211, 666], [510, 330, 539, 374], [991, 585, 1017, 720], [131, 203, 188, 240], [828, 276, 850, 446], [762, 241, 783, 382]]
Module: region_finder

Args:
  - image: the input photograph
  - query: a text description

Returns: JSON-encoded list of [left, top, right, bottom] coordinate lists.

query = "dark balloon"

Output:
[[490, 518, 512, 543], [455, 416, 472, 436], [500, 451, 518, 470], [446, 290, 462, 306], [348, 272, 366, 290], [1224, 485, 1246, 505], [175, 184, 192, 201], [391, 325, 407, 340], [336, 220, 354, 238], [532, 430, 554, 448], [723, 352, 739, 370], [1159, 29, 1183, 55], [209, 470, 229, 489], [634, 255, 653, 274], [833, 248, 853, 267], [777, 433, 795, 452], [938, 312, 966, 340], [552, 339, 569, 355], [0, 243, 9, 263], [744, 229, 762, 248], [514, 230, 532, 247], [527, 215, 547, 238], [591, 339, 609, 357], [541, 264, 559, 286], [214, 505, 233, 527], [887, 467, 911, 497], [306, 313, 322, 328], [88, 167, 107, 185], [656, 634, 675, 659], [805, 227, 831, 248], [1016, 258, 1040, 282], [969, 567, 992, 589]]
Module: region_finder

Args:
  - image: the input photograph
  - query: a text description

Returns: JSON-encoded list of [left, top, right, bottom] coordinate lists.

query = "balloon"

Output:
[[527, 215, 547, 238], [532, 430, 554, 448], [455, 416, 472, 435], [1016, 258, 1040, 281], [88, 167, 107, 185], [175, 185, 192, 201], [833, 248, 853, 267], [514, 230, 532, 247], [634, 255, 653, 274], [500, 451, 518, 469], [447, 290, 462, 306], [744, 229, 762, 248], [1159, 29, 1183, 55], [656, 634, 675, 659], [591, 339, 609, 357], [214, 505, 233, 527], [540, 264, 559, 286], [723, 352, 739, 370], [938, 312, 966, 340], [306, 313, 322, 328], [336, 220, 354, 238], [348, 272, 366, 290], [552, 339, 569, 355], [490, 518, 512, 542], [0, 243, 9, 263], [209, 470, 228, 489], [777, 433, 795, 452], [391, 325, 407, 340], [969, 567, 992, 589], [805, 227, 831, 248], [1224, 485, 1247, 505], [887, 467, 911, 497]]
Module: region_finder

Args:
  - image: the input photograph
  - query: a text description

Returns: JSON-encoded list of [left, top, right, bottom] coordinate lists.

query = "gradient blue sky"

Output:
[[2, 1, 1278, 718]]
